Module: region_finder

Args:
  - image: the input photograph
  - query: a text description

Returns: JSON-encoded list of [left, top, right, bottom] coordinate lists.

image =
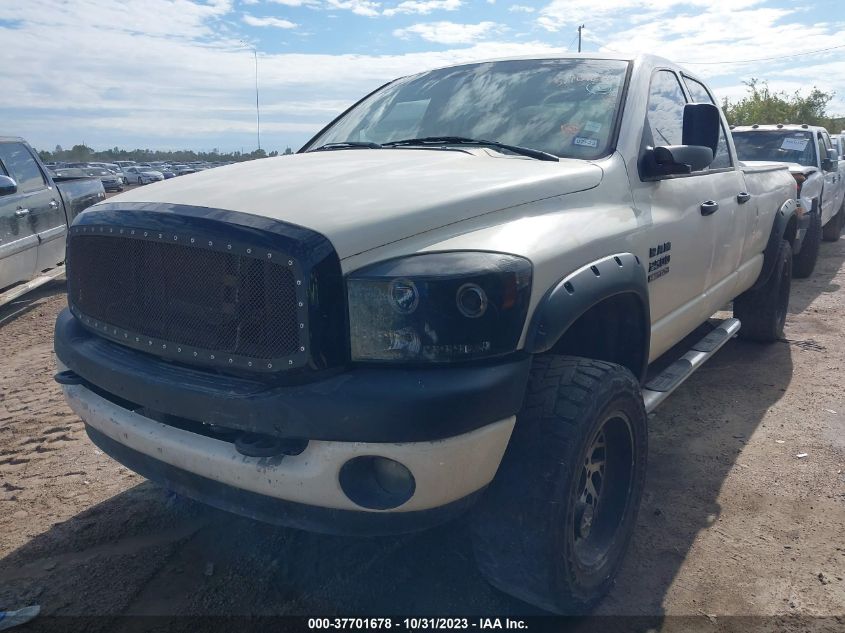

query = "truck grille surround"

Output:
[[65, 204, 345, 375]]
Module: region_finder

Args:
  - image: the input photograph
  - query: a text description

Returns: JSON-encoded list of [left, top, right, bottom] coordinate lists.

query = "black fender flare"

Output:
[[524, 252, 650, 379], [752, 198, 798, 291]]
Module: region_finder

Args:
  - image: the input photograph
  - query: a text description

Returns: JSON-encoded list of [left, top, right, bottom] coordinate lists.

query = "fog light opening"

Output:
[[339, 456, 416, 510]]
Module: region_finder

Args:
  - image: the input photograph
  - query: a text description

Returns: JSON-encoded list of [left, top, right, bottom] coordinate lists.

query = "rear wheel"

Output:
[[734, 238, 792, 342], [471, 356, 647, 613], [793, 207, 821, 278]]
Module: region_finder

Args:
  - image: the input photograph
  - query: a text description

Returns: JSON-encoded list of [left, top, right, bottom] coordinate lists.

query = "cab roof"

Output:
[[423, 52, 683, 75]]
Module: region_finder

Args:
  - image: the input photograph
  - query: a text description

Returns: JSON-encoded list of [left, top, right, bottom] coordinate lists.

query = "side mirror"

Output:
[[682, 102, 721, 155], [822, 156, 837, 172], [643, 145, 714, 178], [0, 175, 18, 196]]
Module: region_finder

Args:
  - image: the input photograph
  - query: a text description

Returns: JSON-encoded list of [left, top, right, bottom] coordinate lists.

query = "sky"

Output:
[[2, 0, 844, 154]]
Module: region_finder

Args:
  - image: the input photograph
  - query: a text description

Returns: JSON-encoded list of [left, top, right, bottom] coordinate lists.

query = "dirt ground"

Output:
[[0, 231, 843, 630]]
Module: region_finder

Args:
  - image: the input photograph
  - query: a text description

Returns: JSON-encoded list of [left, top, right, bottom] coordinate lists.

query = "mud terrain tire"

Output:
[[471, 356, 647, 613]]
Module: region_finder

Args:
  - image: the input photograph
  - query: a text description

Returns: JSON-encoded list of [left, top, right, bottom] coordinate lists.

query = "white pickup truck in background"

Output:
[[732, 124, 845, 277], [55, 53, 799, 613]]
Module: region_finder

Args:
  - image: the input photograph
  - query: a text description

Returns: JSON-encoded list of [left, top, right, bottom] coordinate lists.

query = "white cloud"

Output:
[[3, 0, 844, 154], [242, 14, 299, 28], [267, 0, 321, 6], [536, 0, 765, 32], [383, 0, 461, 17], [393, 20, 503, 44], [508, 4, 535, 12], [325, 0, 381, 16], [0, 1, 563, 150]]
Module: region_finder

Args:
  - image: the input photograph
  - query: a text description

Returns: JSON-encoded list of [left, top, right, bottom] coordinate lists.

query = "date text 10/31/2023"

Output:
[[307, 618, 528, 630]]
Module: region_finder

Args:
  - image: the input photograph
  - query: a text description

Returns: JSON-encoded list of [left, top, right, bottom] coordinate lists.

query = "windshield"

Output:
[[306, 58, 630, 160], [732, 130, 817, 166]]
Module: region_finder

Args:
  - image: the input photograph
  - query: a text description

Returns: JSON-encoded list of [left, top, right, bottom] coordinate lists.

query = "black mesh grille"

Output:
[[67, 234, 301, 364]]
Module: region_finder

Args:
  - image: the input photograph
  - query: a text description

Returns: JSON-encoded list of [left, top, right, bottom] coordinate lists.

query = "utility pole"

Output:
[[252, 48, 261, 152], [577, 24, 584, 53], [240, 41, 261, 152]]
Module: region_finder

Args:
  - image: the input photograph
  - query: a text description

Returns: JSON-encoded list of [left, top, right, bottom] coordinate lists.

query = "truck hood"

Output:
[[108, 149, 602, 259], [778, 162, 818, 176], [740, 160, 817, 178]]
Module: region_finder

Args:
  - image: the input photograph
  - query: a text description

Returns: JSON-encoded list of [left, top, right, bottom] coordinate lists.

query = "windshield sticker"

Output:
[[583, 121, 602, 133], [573, 137, 598, 148], [586, 79, 619, 95], [561, 124, 579, 134], [781, 137, 809, 151]]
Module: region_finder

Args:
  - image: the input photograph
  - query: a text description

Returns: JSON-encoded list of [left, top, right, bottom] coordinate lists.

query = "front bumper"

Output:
[[55, 309, 529, 531], [54, 309, 530, 443], [63, 382, 514, 530]]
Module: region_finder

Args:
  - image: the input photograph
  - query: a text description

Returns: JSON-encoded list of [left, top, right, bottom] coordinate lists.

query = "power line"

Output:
[[679, 43, 845, 65], [585, 36, 845, 65], [564, 32, 578, 52]]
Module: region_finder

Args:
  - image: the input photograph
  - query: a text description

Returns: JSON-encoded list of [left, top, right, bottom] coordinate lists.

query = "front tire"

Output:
[[471, 356, 648, 613], [734, 238, 792, 342], [793, 206, 821, 278], [822, 203, 844, 242]]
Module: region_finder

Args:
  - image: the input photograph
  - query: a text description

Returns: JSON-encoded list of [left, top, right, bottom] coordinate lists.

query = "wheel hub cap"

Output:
[[576, 429, 606, 539]]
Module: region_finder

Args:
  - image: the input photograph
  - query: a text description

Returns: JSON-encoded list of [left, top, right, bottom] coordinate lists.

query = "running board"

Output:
[[0, 265, 66, 309], [642, 318, 741, 414]]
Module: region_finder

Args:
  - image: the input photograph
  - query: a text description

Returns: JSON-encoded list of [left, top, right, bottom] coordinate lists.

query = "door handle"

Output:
[[49, 200, 58, 209], [736, 192, 752, 204], [700, 200, 719, 216], [14, 207, 30, 217]]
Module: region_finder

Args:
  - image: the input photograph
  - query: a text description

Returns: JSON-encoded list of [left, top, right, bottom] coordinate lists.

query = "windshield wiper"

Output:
[[381, 136, 559, 162], [309, 141, 383, 152]]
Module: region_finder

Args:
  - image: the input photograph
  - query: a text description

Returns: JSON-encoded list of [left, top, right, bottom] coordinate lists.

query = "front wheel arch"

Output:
[[751, 198, 797, 291], [525, 253, 650, 381]]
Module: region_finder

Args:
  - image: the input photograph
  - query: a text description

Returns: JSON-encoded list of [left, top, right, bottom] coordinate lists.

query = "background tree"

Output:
[[722, 79, 839, 129]]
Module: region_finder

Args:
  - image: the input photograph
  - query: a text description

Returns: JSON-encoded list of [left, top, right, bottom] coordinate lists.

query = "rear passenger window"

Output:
[[683, 76, 733, 170], [0, 143, 47, 194], [645, 71, 686, 148]]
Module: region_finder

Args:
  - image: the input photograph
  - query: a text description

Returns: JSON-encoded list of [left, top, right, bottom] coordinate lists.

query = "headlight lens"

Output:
[[348, 252, 532, 363]]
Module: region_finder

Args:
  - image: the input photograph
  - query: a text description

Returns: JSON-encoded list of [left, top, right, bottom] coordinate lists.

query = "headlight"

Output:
[[348, 252, 532, 363]]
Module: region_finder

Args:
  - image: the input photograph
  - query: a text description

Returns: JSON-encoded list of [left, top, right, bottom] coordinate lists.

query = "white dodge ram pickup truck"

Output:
[[55, 54, 798, 612], [732, 124, 845, 277]]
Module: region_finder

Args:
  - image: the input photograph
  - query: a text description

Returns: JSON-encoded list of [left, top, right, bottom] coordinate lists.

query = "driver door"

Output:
[[628, 69, 743, 360]]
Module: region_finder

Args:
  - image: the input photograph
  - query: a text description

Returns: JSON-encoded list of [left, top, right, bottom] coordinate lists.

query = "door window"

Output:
[[818, 134, 831, 167], [0, 143, 47, 194], [682, 76, 733, 169], [645, 70, 687, 148]]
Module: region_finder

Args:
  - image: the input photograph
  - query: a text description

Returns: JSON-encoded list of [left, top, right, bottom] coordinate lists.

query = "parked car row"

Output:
[[43, 160, 231, 188], [53, 166, 125, 193]]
